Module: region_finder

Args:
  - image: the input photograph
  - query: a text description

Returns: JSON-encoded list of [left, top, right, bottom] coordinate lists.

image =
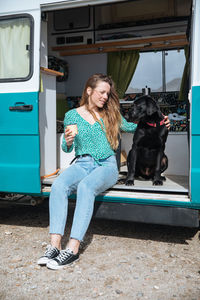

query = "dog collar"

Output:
[[146, 119, 165, 127]]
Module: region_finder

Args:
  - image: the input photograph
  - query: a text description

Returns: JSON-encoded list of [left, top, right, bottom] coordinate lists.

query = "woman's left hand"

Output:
[[164, 115, 170, 130]]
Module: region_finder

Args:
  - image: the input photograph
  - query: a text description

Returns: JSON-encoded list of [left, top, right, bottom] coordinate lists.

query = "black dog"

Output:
[[125, 95, 168, 186]]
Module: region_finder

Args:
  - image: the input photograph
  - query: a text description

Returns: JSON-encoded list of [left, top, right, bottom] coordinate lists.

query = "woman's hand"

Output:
[[164, 115, 170, 130], [64, 127, 76, 147]]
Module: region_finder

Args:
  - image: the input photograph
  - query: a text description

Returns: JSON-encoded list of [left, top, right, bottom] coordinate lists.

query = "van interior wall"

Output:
[[57, 54, 107, 96], [121, 133, 189, 176]]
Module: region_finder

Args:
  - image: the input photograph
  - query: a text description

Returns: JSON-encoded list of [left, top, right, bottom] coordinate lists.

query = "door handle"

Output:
[[9, 104, 33, 111]]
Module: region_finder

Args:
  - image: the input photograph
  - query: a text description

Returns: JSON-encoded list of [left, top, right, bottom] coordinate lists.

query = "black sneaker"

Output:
[[37, 245, 60, 266], [46, 248, 79, 270]]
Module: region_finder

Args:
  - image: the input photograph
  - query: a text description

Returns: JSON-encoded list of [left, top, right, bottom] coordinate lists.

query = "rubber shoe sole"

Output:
[[37, 256, 51, 266], [46, 257, 79, 270]]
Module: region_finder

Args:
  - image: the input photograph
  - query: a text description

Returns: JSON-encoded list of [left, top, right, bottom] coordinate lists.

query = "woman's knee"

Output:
[[51, 178, 70, 195], [77, 180, 96, 198]]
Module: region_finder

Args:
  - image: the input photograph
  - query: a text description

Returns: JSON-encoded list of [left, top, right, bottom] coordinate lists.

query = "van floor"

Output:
[[115, 172, 188, 194], [42, 170, 188, 195]]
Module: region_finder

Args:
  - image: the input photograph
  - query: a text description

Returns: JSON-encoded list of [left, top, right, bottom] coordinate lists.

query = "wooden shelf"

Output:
[[40, 67, 64, 77], [51, 33, 188, 56]]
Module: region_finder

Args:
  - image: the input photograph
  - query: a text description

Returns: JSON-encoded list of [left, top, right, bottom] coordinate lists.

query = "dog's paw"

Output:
[[125, 179, 134, 186], [153, 179, 163, 186], [161, 176, 166, 181]]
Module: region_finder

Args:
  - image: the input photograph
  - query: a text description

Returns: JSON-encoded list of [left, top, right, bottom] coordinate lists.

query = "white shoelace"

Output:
[[56, 249, 73, 263], [45, 245, 57, 256]]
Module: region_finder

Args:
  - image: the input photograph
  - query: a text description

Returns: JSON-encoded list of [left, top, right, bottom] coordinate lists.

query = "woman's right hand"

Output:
[[64, 127, 76, 147]]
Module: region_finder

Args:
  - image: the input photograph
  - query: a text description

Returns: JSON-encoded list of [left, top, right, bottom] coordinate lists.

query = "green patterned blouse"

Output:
[[62, 108, 137, 161]]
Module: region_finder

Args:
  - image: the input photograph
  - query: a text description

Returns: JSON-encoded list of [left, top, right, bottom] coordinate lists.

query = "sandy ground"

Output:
[[0, 199, 199, 300]]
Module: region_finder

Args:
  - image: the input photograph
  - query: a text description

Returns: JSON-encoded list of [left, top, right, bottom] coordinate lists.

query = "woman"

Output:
[[38, 74, 169, 270]]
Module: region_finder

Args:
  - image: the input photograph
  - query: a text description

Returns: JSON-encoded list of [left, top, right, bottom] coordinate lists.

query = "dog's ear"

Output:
[[146, 98, 159, 116]]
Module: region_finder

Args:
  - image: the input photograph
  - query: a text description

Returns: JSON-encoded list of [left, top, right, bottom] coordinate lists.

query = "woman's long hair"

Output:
[[80, 73, 121, 150]]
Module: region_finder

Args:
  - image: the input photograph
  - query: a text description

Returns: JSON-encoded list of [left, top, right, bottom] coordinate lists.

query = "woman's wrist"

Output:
[[67, 142, 73, 149], [67, 141, 73, 147]]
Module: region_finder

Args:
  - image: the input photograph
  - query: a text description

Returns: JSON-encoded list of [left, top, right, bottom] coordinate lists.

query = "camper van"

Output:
[[0, 0, 199, 227]]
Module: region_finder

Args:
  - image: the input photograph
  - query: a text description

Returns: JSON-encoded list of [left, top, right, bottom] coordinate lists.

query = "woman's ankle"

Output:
[[50, 233, 62, 250], [67, 238, 80, 254]]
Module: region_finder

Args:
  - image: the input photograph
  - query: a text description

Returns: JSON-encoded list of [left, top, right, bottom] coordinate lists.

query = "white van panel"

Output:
[[0, 10, 40, 93], [0, 0, 126, 15], [40, 0, 126, 11], [0, 1, 40, 15]]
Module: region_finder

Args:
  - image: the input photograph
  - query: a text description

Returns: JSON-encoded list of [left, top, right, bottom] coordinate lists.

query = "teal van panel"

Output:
[[0, 135, 40, 193], [0, 92, 41, 194], [0, 92, 39, 134], [191, 86, 200, 135], [191, 86, 200, 203]]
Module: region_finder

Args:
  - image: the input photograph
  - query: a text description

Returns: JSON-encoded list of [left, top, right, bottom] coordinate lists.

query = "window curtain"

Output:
[[0, 18, 30, 79], [107, 50, 140, 98], [178, 45, 189, 101]]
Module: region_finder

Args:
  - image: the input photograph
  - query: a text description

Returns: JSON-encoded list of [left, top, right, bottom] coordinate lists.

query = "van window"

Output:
[[0, 15, 33, 81], [165, 50, 185, 91], [126, 49, 185, 93]]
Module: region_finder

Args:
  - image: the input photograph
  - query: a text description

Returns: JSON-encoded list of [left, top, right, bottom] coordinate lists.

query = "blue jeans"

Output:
[[49, 155, 118, 241]]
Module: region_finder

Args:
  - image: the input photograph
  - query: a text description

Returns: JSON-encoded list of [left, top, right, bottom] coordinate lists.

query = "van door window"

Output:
[[0, 15, 33, 82]]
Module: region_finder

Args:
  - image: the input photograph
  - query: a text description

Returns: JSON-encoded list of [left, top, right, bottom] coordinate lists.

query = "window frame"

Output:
[[0, 13, 34, 83], [126, 48, 185, 94]]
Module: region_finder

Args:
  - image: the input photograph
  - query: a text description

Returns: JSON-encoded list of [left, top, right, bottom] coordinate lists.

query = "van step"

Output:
[[42, 185, 190, 202], [42, 175, 188, 194]]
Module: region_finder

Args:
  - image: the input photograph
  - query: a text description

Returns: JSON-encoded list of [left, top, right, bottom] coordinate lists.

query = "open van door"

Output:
[[0, 10, 41, 194]]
